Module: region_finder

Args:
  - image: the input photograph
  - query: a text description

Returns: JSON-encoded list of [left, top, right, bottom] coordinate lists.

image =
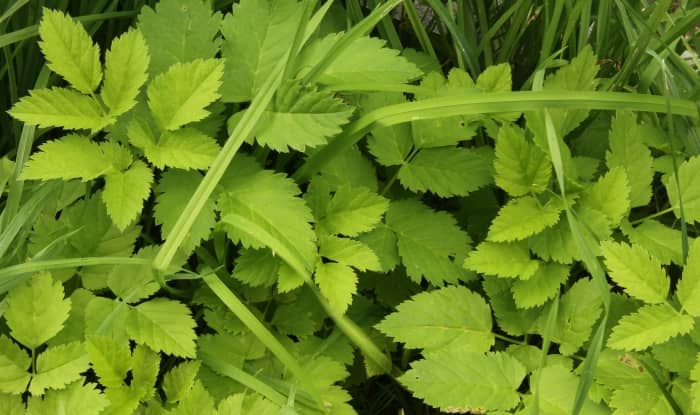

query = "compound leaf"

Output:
[[86, 336, 131, 389], [608, 303, 693, 350], [465, 241, 539, 279], [30, 342, 90, 395], [9, 88, 108, 131], [314, 262, 357, 315], [102, 160, 153, 231], [512, 262, 569, 309], [129, 121, 220, 170], [578, 167, 630, 226], [127, 299, 197, 357], [494, 124, 551, 196], [376, 286, 493, 351], [487, 196, 562, 242], [101, 29, 149, 117], [38, 9, 102, 93], [21, 135, 112, 181], [26, 381, 109, 415], [319, 186, 389, 237], [147, 58, 224, 131]]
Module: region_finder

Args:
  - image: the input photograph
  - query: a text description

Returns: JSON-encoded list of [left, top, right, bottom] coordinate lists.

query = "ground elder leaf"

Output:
[[102, 160, 153, 231], [512, 262, 569, 309], [465, 241, 539, 279], [364, 92, 413, 166], [607, 111, 654, 207], [319, 235, 381, 271], [315, 262, 357, 316], [147, 58, 224, 131], [86, 336, 131, 389], [30, 342, 90, 395], [546, 278, 603, 355], [386, 200, 471, 284], [146, 128, 220, 170], [578, 167, 630, 226], [487, 196, 563, 242], [620, 220, 684, 266], [400, 348, 526, 413], [0, 335, 31, 394], [677, 239, 700, 317], [138, 0, 221, 76], [494, 123, 551, 196], [101, 29, 149, 117], [163, 361, 201, 404], [26, 381, 109, 415], [528, 365, 609, 414], [127, 298, 197, 357], [4, 273, 71, 349], [608, 303, 694, 350], [20, 135, 112, 181], [601, 241, 669, 304], [319, 186, 389, 237], [609, 382, 675, 415], [39, 9, 102, 93], [398, 147, 493, 197], [376, 286, 493, 351], [665, 156, 700, 223], [232, 248, 281, 287], [9, 88, 108, 131]]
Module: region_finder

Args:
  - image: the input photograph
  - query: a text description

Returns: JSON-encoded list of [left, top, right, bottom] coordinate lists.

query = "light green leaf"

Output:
[[357, 224, 400, 273], [9, 88, 108, 131], [138, 0, 221, 76], [512, 262, 569, 309], [86, 336, 131, 389], [691, 353, 700, 413], [250, 82, 354, 152], [620, 220, 684, 266], [652, 335, 700, 377], [314, 262, 357, 315], [386, 200, 471, 284], [218, 157, 317, 272], [128, 344, 160, 400], [155, 169, 216, 254], [0, 335, 31, 394], [400, 348, 526, 413], [38, 9, 102, 93], [102, 160, 153, 231], [677, 239, 700, 316], [232, 248, 281, 287], [107, 247, 160, 304], [527, 365, 609, 415], [601, 241, 669, 303], [487, 196, 563, 242], [545, 278, 603, 355], [171, 380, 215, 415], [606, 111, 654, 207], [4, 273, 71, 349], [30, 342, 90, 395], [398, 147, 493, 197], [127, 299, 197, 357], [376, 286, 493, 352], [482, 278, 542, 336], [298, 33, 422, 85], [665, 156, 700, 223], [101, 29, 149, 117], [21, 135, 111, 181], [578, 167, 630, 226], [476, 63, 512, 92], [465, 241, 539, 279], [129, 121, 220, 170], [163, 361, 201, 404], [608, 303, 694, 350], [26, 381, 109, 415], [364, 92, 413, 166], [494, 124, 551, 196], [319, 235, 381, 271], [147, 58, 224, 131], [319, 185, 389, 237], [0, 394, 23, 414], [220, 0, 302, 102], [610, 381, 676, 415], [84, 297, 130, 345]]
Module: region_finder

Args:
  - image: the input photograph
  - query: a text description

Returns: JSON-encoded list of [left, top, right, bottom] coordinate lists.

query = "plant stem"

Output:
[[629, 207, 674, 225]]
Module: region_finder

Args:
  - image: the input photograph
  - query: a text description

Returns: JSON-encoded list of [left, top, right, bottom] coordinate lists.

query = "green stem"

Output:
[[629, 207, 674, 225], [493, 333, 527, 346]]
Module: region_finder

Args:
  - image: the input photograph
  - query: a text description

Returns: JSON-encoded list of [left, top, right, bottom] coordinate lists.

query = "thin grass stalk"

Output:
[[474, 0, 494, 65], [496, 0, 532, 62], [477, 1, 517, 60], [539, 0, 566, 64], [402, 0, 438, 62], [422, 0, 480, 75]]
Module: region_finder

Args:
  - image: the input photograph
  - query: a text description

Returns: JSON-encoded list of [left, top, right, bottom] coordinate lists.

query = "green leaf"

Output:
[[620, 220, 684, 266], [386, 200, 471, 284], [652, 335, 700, 377], [400, 347, 526, 413], [220, 0, 302, 102], [578, 167, 630, 226], [357, 224, 400, 273], [101, 29, 149, 117], [482, 278, 542, 336], [609, 382, 676, 415], [232, 248, 281, 287], [319, 235, 381, 271], [4, 273, 71, 349], [398, 147, 493, 197], [9, 88, 108, 131], [26, 381, 109, 415], [487, 196, 563, 242], [155, 169, 216, 254], [138, 0, 222, 76], [493, 124, 551, 196], [163, 361, 201, 404], [147, 58, 224, 131], [364, 93, 413, 166], [127, 298, 197, 357], [608, 303, 694, 350], [30, 342, 90, 395], [601, 241, 669, 304], [465, 241, 539, 279], [84, 297, 130, 345], [38, 9, 102, 93], [21, 135, 111, 181], [691, 353, 700, 413], [606, 111, 654, 207], [129, 121, 220, 170], [376, 286, 493, 351], [86, 336, 131, 389], [545, 278, 603, 355], [314, 262, 357, 316], [218, 157, 317, 272], [0, 394, 23, 414], [665, 156, 700, 223], [527, 365, 609, 415], [298, 33, 422, 85], [677, 239, 700, 317], [249, 82, 354, 152], [127, 344, 160, 401], [318, 185, 389, 237], [512, 262, 569, 309], [171, 380, 215, 415], [107, 247, 160, 304], [475, 63, 512, 93], [0, 335, 31, 394], [102, 160, 153, 231]]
